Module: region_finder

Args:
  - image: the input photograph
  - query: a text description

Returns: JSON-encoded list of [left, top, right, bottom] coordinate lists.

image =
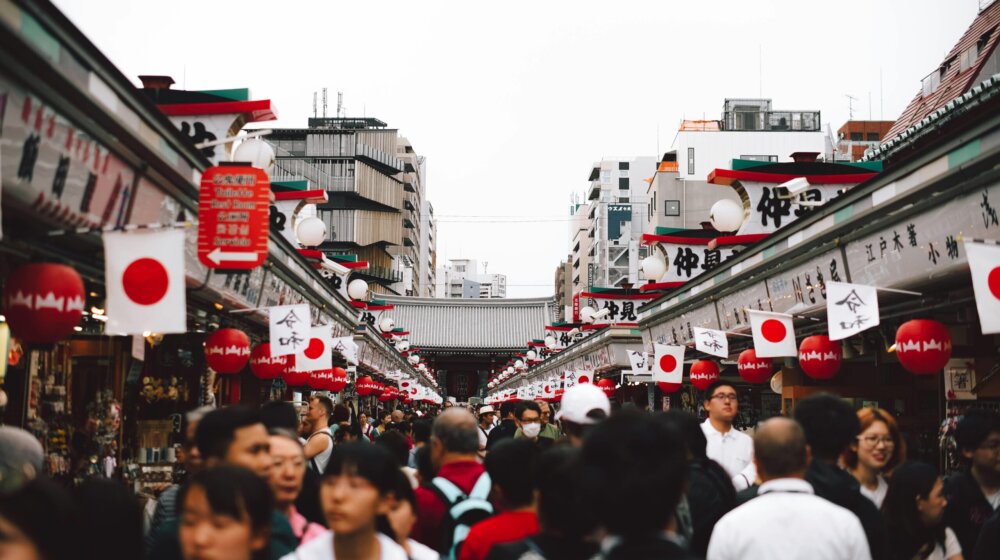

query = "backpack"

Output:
[[430, 472, 494, 559]]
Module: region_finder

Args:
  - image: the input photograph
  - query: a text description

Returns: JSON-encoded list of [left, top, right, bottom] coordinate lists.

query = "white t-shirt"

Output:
[[985, 489, 1000, 511], [859, 475, 889, 509], [701, 420, 756, 490], [924, 527, 962, 560], [281, 531, 408, 560], [407, 538, 440, 560], [308, 428, 334, 473], [477, 424, 492, 449]]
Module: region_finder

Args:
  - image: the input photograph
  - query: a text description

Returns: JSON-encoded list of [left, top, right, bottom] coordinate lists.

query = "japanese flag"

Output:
[[653, 343, 685, 383], [296, 325, 333, 372], [748, 310, 797, 357], [103, 229, 186, 335], [966, 241, 1000, 335]]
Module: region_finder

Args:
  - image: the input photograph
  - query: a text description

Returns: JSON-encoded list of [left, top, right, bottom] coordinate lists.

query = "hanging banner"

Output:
[[269, 304, 310, 357], [965, 241, 1000, 335], [652, 344, 685, 383], [197, 165, 270, 269], [748, 310, 797, 358], [103, 229, 186, 335], [826, 282, 880, 341], [296, 325, 333, 373], [693, 327, 729, 358], [332, 336, 359, 365]]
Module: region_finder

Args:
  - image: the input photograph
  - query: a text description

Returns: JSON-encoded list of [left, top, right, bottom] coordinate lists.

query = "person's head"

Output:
[[753, 417, 810, 482], [703, 381, 739, 425], [516, 401, 543, 440], [0, 426, 45, 481], [412, 418, 432, 446], [555, 384, 610, 447], [655, 410, 708, 461], [792, 393, 860, 463], [0, 477, 79, 560], [478, 405, 496, 426], [882, 461, 947, 558], [332, 404, 351, 425], [954, 409, 1000, 478], [267, 429, 306, 511], [533, 446, 596, 539], [499, 400, 518, 421], [843, 407, 906, 475], [259, 401, 299, 433], [535, 400, 552, 425], [359, 412, 369, 427], [580, 411, 686, 538], [378, 469, 419, 544], [485, 439, 538, 510], [391, 409, 405, 424], [179, 466, 273, 560], [307, 395, 334, 428], [374, 430, 410, 467], [380, 411, 392, 426], [178, 407, 213, 474], [196, 406, 272, 478], [320, 442, 399, 537], [443, 400, 454, 409], [413, 445, 436, 487], [430, 408, 480, 469]]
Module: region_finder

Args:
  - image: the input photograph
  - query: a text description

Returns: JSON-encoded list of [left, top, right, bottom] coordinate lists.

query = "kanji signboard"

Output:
[[198, 165, 270, 269]]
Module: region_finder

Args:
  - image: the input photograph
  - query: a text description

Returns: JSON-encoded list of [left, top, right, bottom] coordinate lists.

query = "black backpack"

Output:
[[430, 472, 494, 559]]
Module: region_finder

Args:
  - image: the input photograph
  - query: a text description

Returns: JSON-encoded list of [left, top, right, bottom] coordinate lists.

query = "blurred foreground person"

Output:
[[844, 407, 907, 509], [554, 384, 610, 447], [883, 461, 962, 560], [708, 417, 871, 560], [380, 469, 440, 560], [0, 476, 79, 560], [269, 429, 326, 545], [148, 406, 212, 546], [944, 409, 1000, 555], [284, 442, 408, 559], [179, 466, 273, 560]]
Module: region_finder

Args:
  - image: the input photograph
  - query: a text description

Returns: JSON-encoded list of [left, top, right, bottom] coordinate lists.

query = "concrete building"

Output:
[[835, 121, 894, 161], [266, 117, 436, 296], [435, 258, 507, 299], [644, 152, 742, 234], [553, 258, 572, 322], [672, 98, 827, 181], [418, 199, 437, 297]]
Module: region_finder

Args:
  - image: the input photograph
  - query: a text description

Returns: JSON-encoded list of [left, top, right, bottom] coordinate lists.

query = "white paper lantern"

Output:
[[580, 306, 596, 324], [709, 199, 745, 233], [515, 359, 525, 369], [641, 255, 667, 281], [232, 138, 275, 173], [544, 336, 556, 349], [770, 371, 783, 394], [397, 341, 410, 352], [418, 363, 427, 371], [347, 279, 368, 300], [408, 355, 419, 364], [506, 366, 515, 374], [294, 216, 327, 247], [526, 350, 537, 361], [378, 317, 395, 333]]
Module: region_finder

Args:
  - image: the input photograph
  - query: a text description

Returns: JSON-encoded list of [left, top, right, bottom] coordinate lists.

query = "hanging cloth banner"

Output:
[[653, 344, 685, 383], [748, 310, 797, 358], [693, 327, 729, 358], [269, 304, 311, 357], [103, 229, 186, 335], [826, 282, 880, 341], [965, 241, 1000, 335]]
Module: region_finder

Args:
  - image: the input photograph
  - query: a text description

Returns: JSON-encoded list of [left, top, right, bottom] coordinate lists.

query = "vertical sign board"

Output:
[[198, 166, 270, 269]]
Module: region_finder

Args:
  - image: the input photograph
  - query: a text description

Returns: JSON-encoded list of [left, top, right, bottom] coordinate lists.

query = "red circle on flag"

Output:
[[761, 319, 786, 343], [989, 266, 1000, 300], [122, 258, 168, 305], [303, 338, 325, 360], [659, 355, 677, 372]]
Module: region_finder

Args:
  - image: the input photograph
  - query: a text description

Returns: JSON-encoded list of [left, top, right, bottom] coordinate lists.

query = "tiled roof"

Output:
[[379, 296, 553, 350], [885, 1, 1000, 141]]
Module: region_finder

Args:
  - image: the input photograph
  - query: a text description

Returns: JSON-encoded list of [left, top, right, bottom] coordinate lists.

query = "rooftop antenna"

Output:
[[846, 94, 858, 120], [322, 88, 328, 118], [337, 92, 343, 118], [312, 92, 317, 118]]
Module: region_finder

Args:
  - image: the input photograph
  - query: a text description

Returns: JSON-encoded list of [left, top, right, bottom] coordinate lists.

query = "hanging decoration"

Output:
[[798, 335, 842, 380], [205, 328, 251, 374], [328, 367, 349, 393], [249, 343, 291, 379], [737, 349, 772, 384], [689, 360, 721, 391], [657, 382, 682, 393], [895, 319, 952, 375], [596, 378, 616, 398], [3, 263, 85, 344], [355, 375, 379, 396]]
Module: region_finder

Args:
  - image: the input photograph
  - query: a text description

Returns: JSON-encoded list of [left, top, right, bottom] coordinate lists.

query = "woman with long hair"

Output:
[[844, 407, 907, 509], [378, 469, 439, 560], [178, 466, 274, 560], [269, 429, 326, 545], [287, 442, 408, 559], [882, 461, 963, 560]]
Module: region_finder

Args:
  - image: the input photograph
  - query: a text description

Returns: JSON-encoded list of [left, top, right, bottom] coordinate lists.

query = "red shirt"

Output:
[[413, 460, 487, 551], [458, 511, 539, 560]]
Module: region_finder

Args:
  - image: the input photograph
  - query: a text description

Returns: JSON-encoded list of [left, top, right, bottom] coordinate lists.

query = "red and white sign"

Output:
[[653, 343, 685, 384], [197, 165, 270, 269], [103, 229, 186, 335], [296, 326, 333, 373], [748, 310, 797, 358], [965, 241, 1000, 335]]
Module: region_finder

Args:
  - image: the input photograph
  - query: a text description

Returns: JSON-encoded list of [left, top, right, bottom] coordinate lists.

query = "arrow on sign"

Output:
[[206, 248, 259, 265]]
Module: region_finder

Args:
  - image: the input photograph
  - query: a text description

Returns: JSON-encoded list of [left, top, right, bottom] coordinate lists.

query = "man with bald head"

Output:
[[412, 408, 491, 551], [708, 418, 871, 560]]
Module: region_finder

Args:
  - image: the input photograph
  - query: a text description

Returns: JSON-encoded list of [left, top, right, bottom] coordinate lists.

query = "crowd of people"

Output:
[[2, 381, 1000, 559]]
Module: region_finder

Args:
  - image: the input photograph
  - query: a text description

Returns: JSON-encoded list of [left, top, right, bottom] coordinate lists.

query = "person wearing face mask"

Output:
[[883, 461, 963, 560], [843, 408, 907, 509], [513, 401, 552, 450]]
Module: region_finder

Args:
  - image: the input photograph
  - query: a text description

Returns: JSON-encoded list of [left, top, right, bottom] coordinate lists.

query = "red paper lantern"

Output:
[[596, 378, 616, 398], [308, 369, 335, 391], [896, 319, 952, 375], [372, 382, 385, 396], [3, 263, 85, 344], [690, 360, 721, 391], [356, 375, 378, 396], [798, 335, 842, 380], [205, 328, 251, 374], [283, 368, 309, 387], [249, 343, 291, 379], [737, 349, 772, 384], [328, 367, 349, 393], [379, 385, 398, 402], [657, 382, 682, 393]]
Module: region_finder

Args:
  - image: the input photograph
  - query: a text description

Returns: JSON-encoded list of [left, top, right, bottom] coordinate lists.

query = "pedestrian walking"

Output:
[[512, 401, 553, 450], [553, 384, 610, 447], [476, 405, 496, 454], [700, 381, 756, 490], [380, 469, 440, 560], [487, 401, 519, 450], [304, 396, 336, 474], [269, 429, 326, 545], [178, 466, 274, 560], [943, 408, 1000, 555], [883, 461, 962, 560], [844, 407, 907, 509]]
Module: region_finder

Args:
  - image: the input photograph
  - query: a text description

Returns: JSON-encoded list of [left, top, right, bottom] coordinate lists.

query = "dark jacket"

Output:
[[487, 419, 518, 450], [485, 534, 598, 560], [943, 469, 996, 557], [973, 507, 1000, 560], [734, 461, 890, 560], [148, 509, 297, 560], [686, 459, 736, 558]]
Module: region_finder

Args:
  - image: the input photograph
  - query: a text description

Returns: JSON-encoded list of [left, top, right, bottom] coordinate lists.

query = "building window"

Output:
[[921, 70, 940, 97], [850, 132, 863, 141], [664, 200, 680, 216], [619, 161, 629, 170], [687, 147, 695, 175], [740, 155, 779, 162], [618, 177, 629, 189], [618, 197, 630, 203], [601, 170, 611, 181], [866, 132, 880, 141]]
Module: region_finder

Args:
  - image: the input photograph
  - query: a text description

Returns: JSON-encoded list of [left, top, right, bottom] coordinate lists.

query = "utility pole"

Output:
[[846, 94, 858, 120], [322, 88, 328, 118]]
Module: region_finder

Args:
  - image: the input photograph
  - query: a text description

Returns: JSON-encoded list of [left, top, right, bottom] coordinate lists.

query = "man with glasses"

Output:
[[944, 408, 1000, 555], [513, 401, 553, 450], [701, 380, 756, 490], [513, 400, 560, 442]]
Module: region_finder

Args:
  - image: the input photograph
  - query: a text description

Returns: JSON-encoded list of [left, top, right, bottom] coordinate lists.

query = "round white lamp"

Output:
[[526, 350, 537, 361], [709, 199, 745, 233], [506, 366, 515, 375], [544, 336, 556, 349], [378, 317, 395, 333], [640, 254, 667, 281], [347, 279, 368, 300], [398, 341, 410, 352], [232, 138, 275, 173], [295, 216, 326, 247], [515, 359, 525, 369], [580, 306, 596, 324]]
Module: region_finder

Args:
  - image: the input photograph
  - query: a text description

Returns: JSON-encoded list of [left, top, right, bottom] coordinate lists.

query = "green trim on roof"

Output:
[[271, 180, 309, 191], [730, 159, 773, 171], [196, 88, 250, 101], [654, 227, 693, 235], [329, 254, 359, 263], [948, 139, 980, 168], [730, 158, 883, 172]]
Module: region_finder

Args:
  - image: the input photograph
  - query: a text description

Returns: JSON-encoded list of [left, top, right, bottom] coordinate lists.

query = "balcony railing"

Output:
[[355, 266, 403, 285], [723, 110, 821, 132], [356, 142, 404, 172]]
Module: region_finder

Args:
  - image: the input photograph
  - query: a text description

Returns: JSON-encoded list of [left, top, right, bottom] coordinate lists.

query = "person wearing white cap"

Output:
[[477, 405, 496, 454], [555, 383, 611, 447]]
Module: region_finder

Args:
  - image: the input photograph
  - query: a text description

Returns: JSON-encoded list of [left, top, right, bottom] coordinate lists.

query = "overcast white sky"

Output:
[[54, 0, 978, 297]]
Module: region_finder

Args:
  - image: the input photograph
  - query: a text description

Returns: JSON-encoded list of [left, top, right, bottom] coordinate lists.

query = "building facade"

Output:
[[835, 120, 894, 161], [435, 259, 508, 298]]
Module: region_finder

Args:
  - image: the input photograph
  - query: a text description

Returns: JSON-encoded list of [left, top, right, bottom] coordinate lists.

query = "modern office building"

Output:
[[435, 258, 507, 299]]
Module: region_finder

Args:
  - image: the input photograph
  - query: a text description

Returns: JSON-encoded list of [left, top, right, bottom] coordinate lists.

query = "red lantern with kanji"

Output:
[[283, 368, 309, 387], [798, 335, 842, 380], [205, 328, 251, 374], [738, 349, 772, 384], [379, 385, 398, 402], [308, 369, 335, 391], [249, 343, 290, 379], [690, 360, 721, 391], [356, 375, 378, 396], [328, 367, 349, 393], [597, 378, 616, 398], [657, 382, 682, 393], [3, 263, 85, 344], [896, 319, 952, 375]]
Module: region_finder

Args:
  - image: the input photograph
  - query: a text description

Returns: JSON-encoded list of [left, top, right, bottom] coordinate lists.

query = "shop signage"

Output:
[[844, 183, 1000, 288], [716, 281, 771, 332], [197, 165, 270, 269], [269, 303, 310, 357], [661, 244, 740, 285], [732, 180, 845, 235], [652, 304, 721, 346], [607, 204, 632, 241], [767, 249, 845, 316]]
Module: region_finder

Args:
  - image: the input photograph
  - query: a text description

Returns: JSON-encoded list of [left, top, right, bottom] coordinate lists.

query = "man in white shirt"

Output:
[[476, 405, 495, 453], [707, 417, 871, 560], [701, 381, 756, 490]]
